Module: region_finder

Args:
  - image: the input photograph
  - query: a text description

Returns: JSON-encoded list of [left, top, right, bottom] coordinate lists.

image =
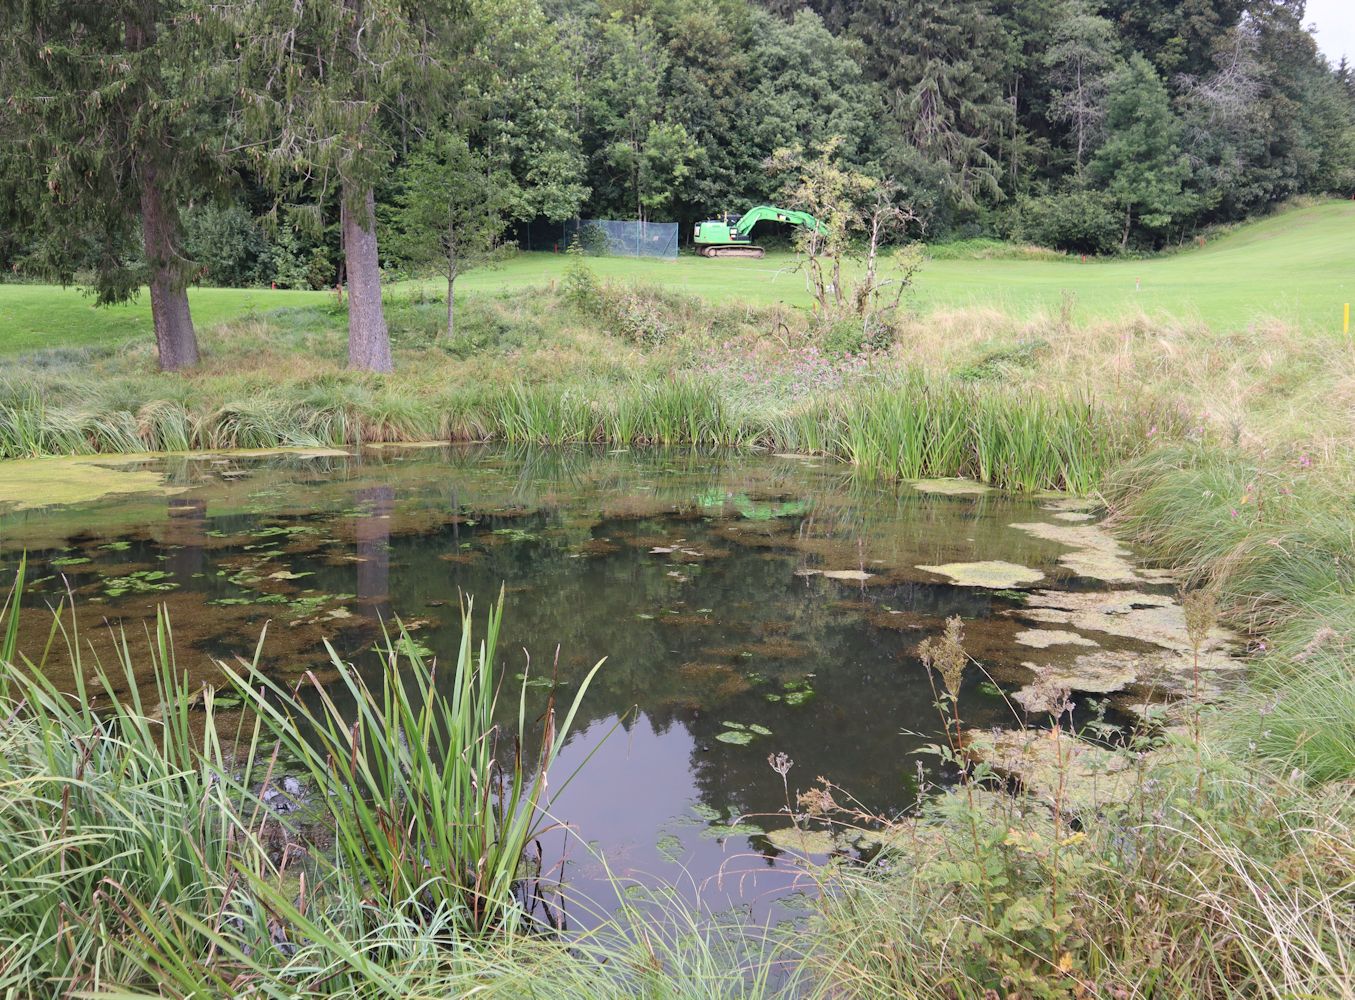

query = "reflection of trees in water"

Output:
[[355, 486, 394, 622], [367, 504, 1009, 827], [164, 498, 208, 583]]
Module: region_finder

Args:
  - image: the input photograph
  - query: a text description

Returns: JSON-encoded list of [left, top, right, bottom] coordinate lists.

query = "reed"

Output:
[[0, 580, 615, 994]]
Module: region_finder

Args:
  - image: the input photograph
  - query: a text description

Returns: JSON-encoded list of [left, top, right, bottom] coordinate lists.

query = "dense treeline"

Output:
[[1, 0, 1351, 370]]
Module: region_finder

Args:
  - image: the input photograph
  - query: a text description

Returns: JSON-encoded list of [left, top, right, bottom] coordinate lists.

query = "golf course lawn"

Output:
[[3, 199, 1352, 356]]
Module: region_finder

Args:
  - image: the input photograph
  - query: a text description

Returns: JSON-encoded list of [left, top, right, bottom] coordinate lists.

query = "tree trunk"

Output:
[[446, 274, 457, 339], [139, 158, 199, 371], [1121, 206, 1132, 249], [127, 5, 198, 373], [342, 182, 393, 373]]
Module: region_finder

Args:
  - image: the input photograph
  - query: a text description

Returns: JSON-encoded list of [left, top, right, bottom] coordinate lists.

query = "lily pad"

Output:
[[656, 833, 684, 861], [917, 560, 1044, 589], [715, 730, 754, 745]]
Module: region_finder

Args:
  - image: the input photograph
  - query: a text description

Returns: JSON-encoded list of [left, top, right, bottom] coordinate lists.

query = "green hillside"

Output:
[[2, 200, 1352, 356]]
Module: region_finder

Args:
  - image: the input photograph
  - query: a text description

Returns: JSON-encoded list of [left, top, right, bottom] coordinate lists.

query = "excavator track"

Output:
[[698, 245, 765, 259]]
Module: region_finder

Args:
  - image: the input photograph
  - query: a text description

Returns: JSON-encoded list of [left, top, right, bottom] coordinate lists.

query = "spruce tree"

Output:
[[1043, 0, 1121, 172], [220, 0, 464, 373], [851, 0, 1012, 211], [0, 1, 219, 370], [1091, 54, 1194, 245]]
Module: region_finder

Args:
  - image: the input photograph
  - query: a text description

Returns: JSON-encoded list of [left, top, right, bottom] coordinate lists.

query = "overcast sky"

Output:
[[1307, 0, 1355, 65]]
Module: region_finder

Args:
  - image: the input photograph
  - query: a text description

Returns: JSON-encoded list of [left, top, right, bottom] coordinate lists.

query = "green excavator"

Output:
[[692, 204, 828, 258]]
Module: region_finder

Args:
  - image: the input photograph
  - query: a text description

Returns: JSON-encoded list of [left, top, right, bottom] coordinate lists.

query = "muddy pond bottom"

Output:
[[0, 445, 1207, 925]]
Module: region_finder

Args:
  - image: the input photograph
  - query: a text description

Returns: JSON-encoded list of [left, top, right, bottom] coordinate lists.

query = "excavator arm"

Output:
[[731, 205, 828, 238]]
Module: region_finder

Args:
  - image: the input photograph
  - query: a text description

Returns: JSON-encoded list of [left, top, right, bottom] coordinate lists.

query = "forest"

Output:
[[3, 0, 1352, 294]]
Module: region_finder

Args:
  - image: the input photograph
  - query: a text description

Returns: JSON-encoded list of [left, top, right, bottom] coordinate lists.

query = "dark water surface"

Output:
[[0, 445, 1118, 922]]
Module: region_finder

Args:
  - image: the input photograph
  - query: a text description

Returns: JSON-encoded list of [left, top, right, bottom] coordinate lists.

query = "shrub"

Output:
[[820, 317, 895, 358], [181, 203, 271, 287], [1007, 188, 1123, 255]]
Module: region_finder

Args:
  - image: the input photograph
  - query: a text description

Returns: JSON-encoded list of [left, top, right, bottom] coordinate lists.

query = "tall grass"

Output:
[[0, 582, 623, 994], [238, 596, 605, 935], [1110, 445, 1355, 782], [0, 369, 1135, 492]]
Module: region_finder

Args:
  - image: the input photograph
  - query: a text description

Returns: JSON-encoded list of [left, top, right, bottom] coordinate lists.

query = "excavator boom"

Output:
[[692, 204, 827, 258]]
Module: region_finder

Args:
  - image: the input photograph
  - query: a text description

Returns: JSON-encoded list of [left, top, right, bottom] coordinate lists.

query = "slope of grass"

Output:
[[0, 282, 331, 354], [436, 198, 1355, 329], [3, 200, 1352, 356]]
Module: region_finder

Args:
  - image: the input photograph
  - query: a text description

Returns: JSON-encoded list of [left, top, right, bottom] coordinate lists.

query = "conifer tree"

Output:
[[1, 1, 219, 370], [851, 0, 1012, 210], [1091, 55, 1194, 245], [1044, 0, 1121, 172], [220, 0, 464, 373]]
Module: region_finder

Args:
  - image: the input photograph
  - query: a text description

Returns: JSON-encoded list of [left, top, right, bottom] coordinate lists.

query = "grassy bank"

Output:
[[3, 199, 1352, 356], [0, 284, 1160, 493]]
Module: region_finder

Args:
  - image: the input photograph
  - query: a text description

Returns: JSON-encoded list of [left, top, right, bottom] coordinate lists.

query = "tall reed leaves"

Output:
[[231, 592, 606, 934], [0, 571, 606, 993]]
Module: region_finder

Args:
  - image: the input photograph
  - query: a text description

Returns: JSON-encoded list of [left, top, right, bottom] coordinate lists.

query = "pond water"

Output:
[[0, 445, 1180, 924]]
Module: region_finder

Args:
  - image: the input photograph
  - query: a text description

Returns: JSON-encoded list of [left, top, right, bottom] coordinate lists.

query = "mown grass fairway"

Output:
[[2, 200, 1352, 356], [0, 283, 331, 355], [465, 199, 1354, 330]]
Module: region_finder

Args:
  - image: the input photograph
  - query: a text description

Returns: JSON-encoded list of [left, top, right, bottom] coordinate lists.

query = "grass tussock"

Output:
[[1109, 446, 1355, 784]]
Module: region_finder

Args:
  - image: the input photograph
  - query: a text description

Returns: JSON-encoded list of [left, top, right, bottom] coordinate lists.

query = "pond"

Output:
[[0, 445, 1208, 925]]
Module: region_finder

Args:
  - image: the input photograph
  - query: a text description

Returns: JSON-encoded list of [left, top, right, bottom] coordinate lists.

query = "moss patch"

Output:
[[917, 560, 1044, 588], [964, 728, 1136, 815], [0, 456, 190, 511], [1014, 628, 1099, 649], [1009, 521, 1142, 583], [911, 478, 994, 496], [794, 568, 875, 582]]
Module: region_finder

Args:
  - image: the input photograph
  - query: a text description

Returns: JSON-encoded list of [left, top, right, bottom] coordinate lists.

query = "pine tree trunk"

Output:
[[342, 182, 393, 373], [139, 158, 199, 371]]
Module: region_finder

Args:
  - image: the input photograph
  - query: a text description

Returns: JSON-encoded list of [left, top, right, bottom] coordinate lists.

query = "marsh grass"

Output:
[[804, 767, 1354, 999], [1109, 446, 1355, 783], [0, 582, 631, 995], [0, 289, 1145, 491]]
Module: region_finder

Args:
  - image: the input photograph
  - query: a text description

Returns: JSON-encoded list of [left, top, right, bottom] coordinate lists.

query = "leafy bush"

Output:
[[1007, 189, 1123, 255], [182, 203, 271, 286], [821, 316, 895, 357], [562, 239, 601, 310]]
